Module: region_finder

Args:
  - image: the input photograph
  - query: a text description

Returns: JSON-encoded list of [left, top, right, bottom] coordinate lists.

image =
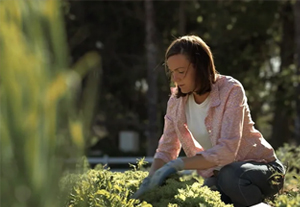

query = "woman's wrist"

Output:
[[149, 158, 166, 176]]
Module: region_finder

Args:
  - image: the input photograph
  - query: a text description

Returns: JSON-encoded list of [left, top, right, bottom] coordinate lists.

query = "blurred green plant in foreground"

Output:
[[0, 0, 101, 206]]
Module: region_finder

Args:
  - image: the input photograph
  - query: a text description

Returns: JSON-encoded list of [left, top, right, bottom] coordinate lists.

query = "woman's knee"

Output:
[[217, 162, 241, 191], [217, 162, 263, 206]]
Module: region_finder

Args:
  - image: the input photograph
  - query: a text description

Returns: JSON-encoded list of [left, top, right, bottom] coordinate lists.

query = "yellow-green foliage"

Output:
[[0, 0, 100, 206], [60, 163, 233, 207], [272, 193, 300, 207], [276, 143, 300, 178], [268, 144, 300, 207], [140, 173, 233, 207], [61, 165, 300, 207], [60, 166, 149, 207], [62, 149, 300, 207]]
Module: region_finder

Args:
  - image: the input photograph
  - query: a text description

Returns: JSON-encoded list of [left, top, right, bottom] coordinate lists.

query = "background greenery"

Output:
[[61, 0, 300, 156]]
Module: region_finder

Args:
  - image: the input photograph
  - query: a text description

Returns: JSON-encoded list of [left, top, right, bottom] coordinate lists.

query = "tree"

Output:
[[294, 0, 300, 144], [145, 0, 159, 156], [178, 1, 186, 35], [271, 0, 295, 148]]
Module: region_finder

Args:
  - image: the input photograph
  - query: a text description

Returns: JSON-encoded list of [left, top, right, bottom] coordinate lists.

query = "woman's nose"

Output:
[[172, 73, 180, 82]]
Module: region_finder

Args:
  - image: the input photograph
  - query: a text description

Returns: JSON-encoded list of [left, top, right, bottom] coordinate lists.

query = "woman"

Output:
[[133, 35, 285, 207]]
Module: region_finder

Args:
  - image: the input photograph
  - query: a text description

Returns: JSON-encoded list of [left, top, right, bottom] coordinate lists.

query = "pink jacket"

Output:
[[154, 75, 277, 178]]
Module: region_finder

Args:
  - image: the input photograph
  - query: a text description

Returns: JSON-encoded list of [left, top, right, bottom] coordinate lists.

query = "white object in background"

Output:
[[250, 202, 271, 207], [119, 131, 139, 152]]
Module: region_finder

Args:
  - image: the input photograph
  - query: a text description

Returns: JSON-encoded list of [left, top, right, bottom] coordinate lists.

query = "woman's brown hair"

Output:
[[165, 35, 217, 98]]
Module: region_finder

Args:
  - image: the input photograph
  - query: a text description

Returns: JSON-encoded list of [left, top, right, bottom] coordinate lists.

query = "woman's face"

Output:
[[167, 54, 197, 94]]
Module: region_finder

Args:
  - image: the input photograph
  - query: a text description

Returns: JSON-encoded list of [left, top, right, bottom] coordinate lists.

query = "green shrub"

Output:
[[271, 193, 300, 207], [276, 143, 300, 179], [61, 146, 300, 207], [269, 144, 300, 207], [60, 167, 149, 207], [60, 161, 233, 207], [140, 173, 233, 207]]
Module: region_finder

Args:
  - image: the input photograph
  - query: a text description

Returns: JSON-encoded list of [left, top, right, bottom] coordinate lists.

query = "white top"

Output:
[[185, 94, 212, 150]]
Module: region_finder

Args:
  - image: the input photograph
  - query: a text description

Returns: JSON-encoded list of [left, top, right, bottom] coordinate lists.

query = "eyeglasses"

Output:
[[165, 62, 191, 81]]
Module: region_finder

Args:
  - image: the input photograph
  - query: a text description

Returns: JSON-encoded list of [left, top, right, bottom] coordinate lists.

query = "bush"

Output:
[[268, 144, 300, 207], [60, 163, 232, 207], [60, 145, 300, 207]]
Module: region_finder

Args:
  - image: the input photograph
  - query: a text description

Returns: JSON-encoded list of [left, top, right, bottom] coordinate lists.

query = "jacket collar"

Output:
[[175, 75, 222, 124], [181, 75, 221, 109], [209, 78, 221, 108]]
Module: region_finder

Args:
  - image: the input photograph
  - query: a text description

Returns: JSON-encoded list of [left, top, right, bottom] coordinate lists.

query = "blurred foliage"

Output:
[[276, 143, 300, 185], [0, 0, 101, 206]]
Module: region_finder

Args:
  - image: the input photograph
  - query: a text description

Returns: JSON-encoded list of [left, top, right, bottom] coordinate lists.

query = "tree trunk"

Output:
[[271, 1, 295, 148], [178, 1, 186, 35], [294, 0, 300, 144], [145, 0, 158, 156]]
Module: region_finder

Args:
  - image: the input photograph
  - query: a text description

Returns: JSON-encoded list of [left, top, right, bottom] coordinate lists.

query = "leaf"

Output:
[[95, 189, 110, 197]]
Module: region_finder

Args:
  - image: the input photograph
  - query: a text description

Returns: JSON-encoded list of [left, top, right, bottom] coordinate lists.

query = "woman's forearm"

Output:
[[182, 154, 215, 170], [149, 155, 215, 176], [148, 158, 166, 176]]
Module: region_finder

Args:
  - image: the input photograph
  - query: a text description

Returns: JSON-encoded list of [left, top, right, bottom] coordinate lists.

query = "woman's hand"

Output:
[[131, 158, 184, 199], [150, 158, 184, 186], [131, 176, 152, 199]]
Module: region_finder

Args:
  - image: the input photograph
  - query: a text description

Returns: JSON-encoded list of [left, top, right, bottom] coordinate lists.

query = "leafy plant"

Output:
[[0, 0, 100, 206], [60, 167, 149, 207], [60, 160, 233, 207], [61, 149, 300, 207]]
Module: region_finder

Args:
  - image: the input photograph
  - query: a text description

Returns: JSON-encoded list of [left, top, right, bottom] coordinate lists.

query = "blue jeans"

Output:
[[203, 159, 285, 207]]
